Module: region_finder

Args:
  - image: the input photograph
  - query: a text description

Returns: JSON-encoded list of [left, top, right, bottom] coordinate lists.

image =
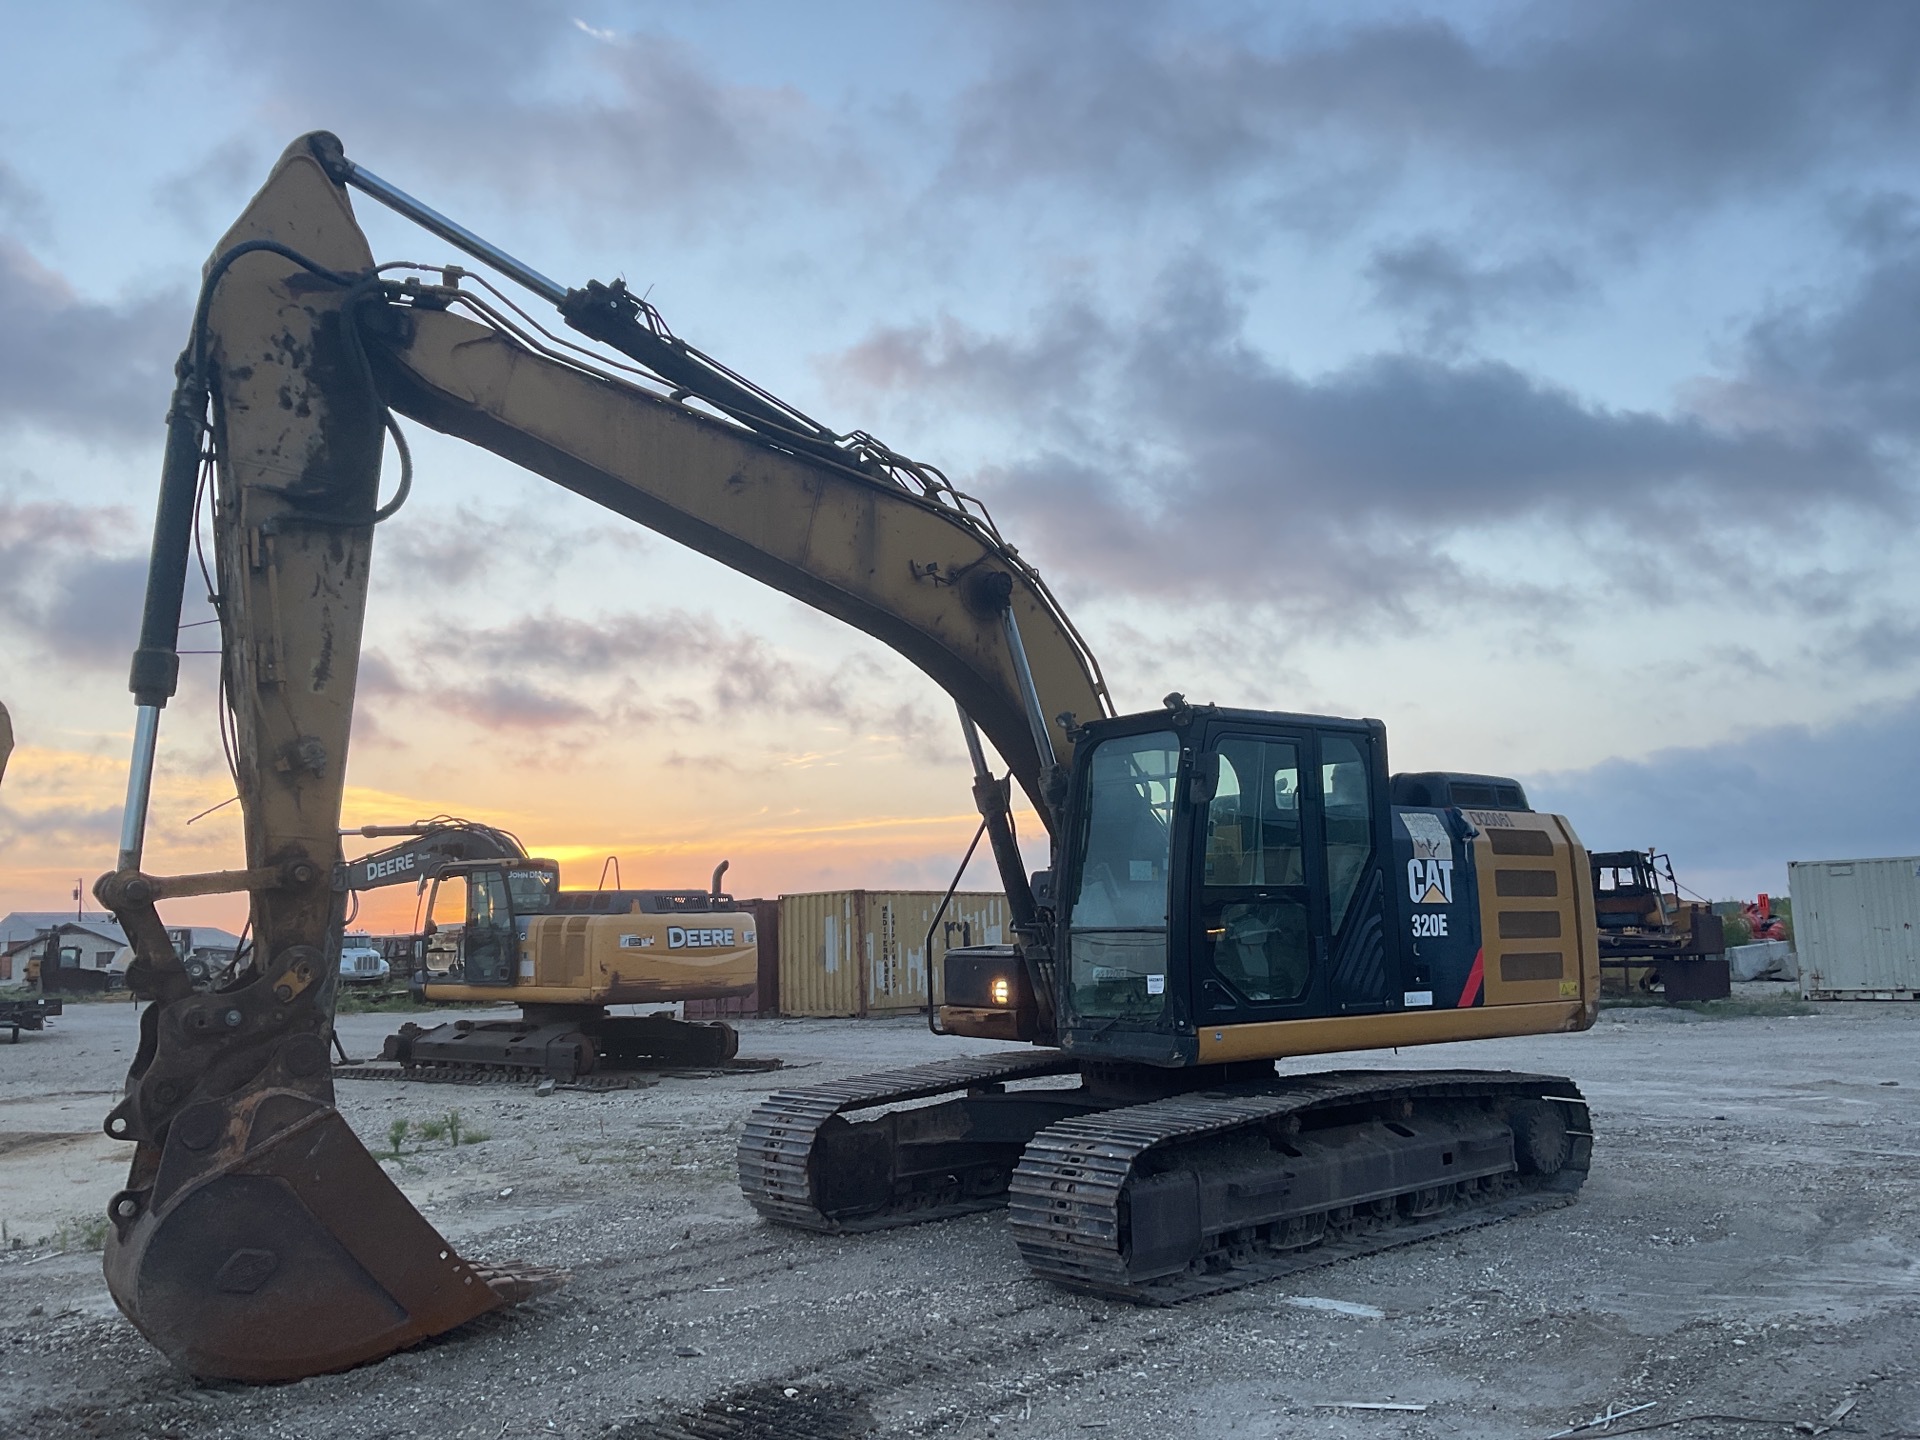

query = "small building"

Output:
[[0, 911, 126, 956], [1, 919, 128, 991], [0, 913, 242, 989]]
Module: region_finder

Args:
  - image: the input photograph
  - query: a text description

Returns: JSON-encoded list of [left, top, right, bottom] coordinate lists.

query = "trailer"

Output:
[[0, 995, 62, 1041]]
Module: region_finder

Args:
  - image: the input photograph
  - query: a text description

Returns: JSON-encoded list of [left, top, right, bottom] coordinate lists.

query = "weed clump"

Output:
[[383, 1111, 488, 1158]]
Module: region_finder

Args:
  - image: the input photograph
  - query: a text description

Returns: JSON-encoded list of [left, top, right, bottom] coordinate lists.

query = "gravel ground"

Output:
[[2, 996, 1917, 1440]]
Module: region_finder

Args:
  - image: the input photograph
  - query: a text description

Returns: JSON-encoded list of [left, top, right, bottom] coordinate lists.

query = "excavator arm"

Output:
[[92, 133, 1108, 1382], [341, 819, 528, 893]]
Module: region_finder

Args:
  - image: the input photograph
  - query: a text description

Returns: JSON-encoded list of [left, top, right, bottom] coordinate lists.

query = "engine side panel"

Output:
[[425, 909, 759, 1005], [1465, 809, 1598, 1013], [1194, 807, 1596, 1064]]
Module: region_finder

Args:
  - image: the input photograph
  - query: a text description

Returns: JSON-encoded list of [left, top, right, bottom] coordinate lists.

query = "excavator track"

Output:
[[1007, 1069, 1590, 1304], [335, 1057, 781, 1089], [380, 1013, 744, 1083], [739, 1050, 1084, 1232]]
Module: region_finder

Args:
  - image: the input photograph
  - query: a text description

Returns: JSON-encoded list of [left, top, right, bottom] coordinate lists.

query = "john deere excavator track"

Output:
[[336, 1056, 781, 1089], [742, 1061, 1587, 1302], [382, 1012, 741, 1083]]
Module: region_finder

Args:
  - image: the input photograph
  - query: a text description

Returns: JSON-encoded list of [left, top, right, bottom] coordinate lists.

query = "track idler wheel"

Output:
[[104, 1085, 560, 1381], [1507, 1098, 1571, 1176], [674, 1019, 740, 1067]]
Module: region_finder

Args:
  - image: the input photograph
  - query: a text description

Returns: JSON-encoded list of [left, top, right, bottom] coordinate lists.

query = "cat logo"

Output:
[[1400, 812, 1455, 906], [1407, 857, 1455, 906]]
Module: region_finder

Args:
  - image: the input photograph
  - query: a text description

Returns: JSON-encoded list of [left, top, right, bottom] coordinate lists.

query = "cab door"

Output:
[[1188, 726, 1393, 1023], [1189, 729, 1327, 1022], [1318, 730, 1393, 1014], [462, 868, 517, 986]]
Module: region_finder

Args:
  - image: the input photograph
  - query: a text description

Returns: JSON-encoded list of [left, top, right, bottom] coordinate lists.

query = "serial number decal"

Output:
[[1411, 912, 1449, 938], [1464, 809, 1516, 828]]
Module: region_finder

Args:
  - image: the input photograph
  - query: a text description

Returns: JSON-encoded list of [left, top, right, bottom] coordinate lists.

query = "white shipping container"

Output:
[[1788, 856, 1920, 999]]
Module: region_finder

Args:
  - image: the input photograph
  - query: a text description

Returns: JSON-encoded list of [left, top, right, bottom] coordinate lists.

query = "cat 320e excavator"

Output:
[[95, 135, 1597, 1383]]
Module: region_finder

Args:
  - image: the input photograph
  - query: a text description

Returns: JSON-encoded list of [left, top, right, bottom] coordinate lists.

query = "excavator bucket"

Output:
[[103, 1084, 548, 1382], [94, 876, 565, 1383]]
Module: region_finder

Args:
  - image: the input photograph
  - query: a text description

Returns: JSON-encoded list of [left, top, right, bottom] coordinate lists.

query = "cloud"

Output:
[[401, 609, 947, 750], [1842, 618, 1920, 669], [355, 650, 408, 698], [0, 799, 124, 858], [0, 240, 185, 443], [438, 676, 596, 730], [945, 3, 1920, 225], [454, 611, 714, 673], [0, 160, 46, 235], [1712, 194, 1920, 442], [1526, 690, 1920, 892], [152, 1, 843, 232], [1365, 236, 1584, 351], [378, 502, 581, 588], [152, 135, 271, 234], [0, 493, 155, 662], [835, 260, 1901, 618]]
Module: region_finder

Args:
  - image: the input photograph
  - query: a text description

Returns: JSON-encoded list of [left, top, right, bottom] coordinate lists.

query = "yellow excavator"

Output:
[[339, 820, 752, 1075], [95, 135, 1597, 1382]]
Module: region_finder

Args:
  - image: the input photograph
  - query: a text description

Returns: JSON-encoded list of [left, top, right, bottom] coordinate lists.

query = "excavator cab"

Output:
[[1049, 706, 1396, 1065], [415, 858, 559, 989], [942, 699, 1596, 1069]]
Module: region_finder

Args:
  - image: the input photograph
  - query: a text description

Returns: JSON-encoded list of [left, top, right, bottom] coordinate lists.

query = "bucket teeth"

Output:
[[471, 1261, 571, 1303]]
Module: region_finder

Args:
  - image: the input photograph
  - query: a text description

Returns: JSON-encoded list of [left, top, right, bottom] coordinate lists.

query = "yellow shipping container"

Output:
[[777, 890, 1010, 1016]]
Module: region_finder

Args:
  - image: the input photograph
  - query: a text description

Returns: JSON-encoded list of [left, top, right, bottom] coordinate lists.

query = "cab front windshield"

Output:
[[1068, 730, 1180, 1020]]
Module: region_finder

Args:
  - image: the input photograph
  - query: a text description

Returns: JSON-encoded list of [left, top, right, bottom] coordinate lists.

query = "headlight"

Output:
[[990, 977, 1011, 1006]]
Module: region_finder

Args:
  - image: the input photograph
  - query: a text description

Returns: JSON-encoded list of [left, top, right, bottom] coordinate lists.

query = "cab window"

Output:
[[1201, 736, 1310, 1004], [1320, 736, 1372, 927], [1068, 730, 1179, 1019]]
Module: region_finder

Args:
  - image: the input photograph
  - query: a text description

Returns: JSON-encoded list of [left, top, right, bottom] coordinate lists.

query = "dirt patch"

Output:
[[616, 1381, 876, 1440], [1, 1004, 1917, 1439]]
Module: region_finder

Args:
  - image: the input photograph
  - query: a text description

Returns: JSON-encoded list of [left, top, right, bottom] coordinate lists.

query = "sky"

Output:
[[2, 0, 1917, 930]]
